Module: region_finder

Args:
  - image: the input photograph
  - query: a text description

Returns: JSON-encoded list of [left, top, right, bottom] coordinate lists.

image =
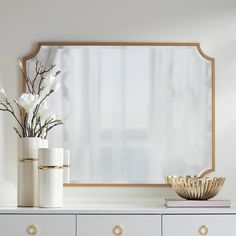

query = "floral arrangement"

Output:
[[0, 59, 63, 139]]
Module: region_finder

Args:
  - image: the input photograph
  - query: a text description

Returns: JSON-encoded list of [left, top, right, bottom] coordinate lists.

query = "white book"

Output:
[[165, 199, 231, 208]]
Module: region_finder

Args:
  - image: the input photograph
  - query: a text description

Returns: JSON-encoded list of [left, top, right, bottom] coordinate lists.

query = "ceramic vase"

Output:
[[63, 149, 70, 184], [38, 148, 64, 208], [17, 137, 48, 207]]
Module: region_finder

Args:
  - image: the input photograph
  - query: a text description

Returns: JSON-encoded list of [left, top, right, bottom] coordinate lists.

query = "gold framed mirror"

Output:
[[22, 42, 215, 187]]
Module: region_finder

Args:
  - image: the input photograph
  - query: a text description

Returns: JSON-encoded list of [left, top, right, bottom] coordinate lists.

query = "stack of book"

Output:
[[165, 199, 231, 208]]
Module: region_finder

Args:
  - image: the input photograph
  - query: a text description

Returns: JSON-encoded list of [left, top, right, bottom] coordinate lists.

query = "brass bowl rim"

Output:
[[166, 175, 225, 181]]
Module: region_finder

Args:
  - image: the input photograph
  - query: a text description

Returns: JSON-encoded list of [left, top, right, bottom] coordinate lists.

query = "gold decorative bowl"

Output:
[[166, 176, 225, 200]]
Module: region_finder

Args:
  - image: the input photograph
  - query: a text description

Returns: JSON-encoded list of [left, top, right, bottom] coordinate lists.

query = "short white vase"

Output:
[[17, 137, 48, 207], [38, 148, 64, 208]]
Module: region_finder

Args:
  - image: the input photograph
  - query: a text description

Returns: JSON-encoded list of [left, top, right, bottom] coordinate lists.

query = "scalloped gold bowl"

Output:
[[166, 176, 225, 200]]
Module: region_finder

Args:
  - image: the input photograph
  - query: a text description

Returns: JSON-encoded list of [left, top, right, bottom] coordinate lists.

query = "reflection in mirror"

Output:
[[24, 43, 214, 185]]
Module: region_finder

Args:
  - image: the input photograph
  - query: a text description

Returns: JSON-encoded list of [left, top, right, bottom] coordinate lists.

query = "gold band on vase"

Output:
[[38, 166, 64, 170], [18, 158, 38, 162], [63, 164, 70, 168]]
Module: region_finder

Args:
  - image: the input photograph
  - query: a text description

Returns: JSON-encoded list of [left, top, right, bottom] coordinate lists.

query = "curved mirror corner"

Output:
[[24, 43, 215, 185]]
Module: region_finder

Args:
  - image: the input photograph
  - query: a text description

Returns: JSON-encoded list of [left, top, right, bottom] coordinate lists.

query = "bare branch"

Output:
[[13, 127, 22, 138], [31, 59, 40, 94], [19, 63, 32, 93], [30, 90, 53, 130], [0, 102, 23, 132], [37, 75, 45, 94], [35, 119, 62, 137], [13, 99, 24, 123], [55, 71, 61, 76], [38, 64, 56, 75]]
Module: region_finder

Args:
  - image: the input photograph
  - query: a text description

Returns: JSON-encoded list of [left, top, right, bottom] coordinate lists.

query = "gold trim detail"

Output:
[[199, 225, 208, 236], [18, 158, 38, 162], [38, 166, 63, 170], [63, 164, 71, 168], [27, 224, 38, 235], [23, 42, 215, 187], [113, 225, 123, 236]]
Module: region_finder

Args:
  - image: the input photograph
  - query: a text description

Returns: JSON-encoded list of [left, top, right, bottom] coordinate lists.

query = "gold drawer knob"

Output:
[[199, 225, 208, 236], [27, 224, 38, 235], [113, 225, 123, 236]]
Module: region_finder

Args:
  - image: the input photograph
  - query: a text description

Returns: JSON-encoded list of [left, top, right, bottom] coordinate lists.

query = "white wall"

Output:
[[0, 0, 236, 205]]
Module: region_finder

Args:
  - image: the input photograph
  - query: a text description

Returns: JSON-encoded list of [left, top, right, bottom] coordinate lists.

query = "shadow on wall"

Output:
[[1, 61, 21, 188]]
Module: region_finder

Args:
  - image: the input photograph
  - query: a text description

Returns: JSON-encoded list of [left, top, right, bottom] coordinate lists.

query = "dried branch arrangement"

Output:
[[0, 59, 63, 139]]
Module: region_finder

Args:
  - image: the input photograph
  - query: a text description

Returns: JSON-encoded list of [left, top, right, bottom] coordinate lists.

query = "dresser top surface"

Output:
[[0, 205, 236, 214]]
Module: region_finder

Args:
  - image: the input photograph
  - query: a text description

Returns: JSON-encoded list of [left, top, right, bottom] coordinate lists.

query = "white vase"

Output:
[[63, 149, 70, 184], [38, 148, 64, 208], [17, 137, 48, 207]]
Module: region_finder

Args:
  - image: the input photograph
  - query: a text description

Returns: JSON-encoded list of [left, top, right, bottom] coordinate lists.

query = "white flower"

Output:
[[0, 88, 7, 104], [37, 101, 50, 122], [52, 82, 61, 92], [18, 93, 39, 113], [41, 74, 61, 94], [37, 101, 57, 124], [42, 74, 55, 88]]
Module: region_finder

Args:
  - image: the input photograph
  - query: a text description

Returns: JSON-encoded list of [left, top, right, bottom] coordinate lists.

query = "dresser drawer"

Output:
[[78, 215, 161, 236], [163, 214, 236, 236], [0, 214, 76, 236]]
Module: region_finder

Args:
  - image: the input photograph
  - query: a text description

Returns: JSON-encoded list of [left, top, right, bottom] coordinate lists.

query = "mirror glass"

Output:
[[25, 43, 214, 185]]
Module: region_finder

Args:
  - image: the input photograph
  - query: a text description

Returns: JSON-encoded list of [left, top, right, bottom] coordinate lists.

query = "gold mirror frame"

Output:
[[22, 42, 215, 187]]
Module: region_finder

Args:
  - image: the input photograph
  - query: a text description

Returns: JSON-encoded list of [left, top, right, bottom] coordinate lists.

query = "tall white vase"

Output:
[[63, 149, 70, 184], [38, 148, 64, 208], [17, 137, 48, 207]]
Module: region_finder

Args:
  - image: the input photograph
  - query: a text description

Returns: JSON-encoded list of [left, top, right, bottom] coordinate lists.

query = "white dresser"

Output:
[[0, 206, 235, 236]]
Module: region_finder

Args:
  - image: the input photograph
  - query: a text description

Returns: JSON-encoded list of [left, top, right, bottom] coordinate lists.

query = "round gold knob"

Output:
[[199, 225, 208, 236], [113, 225, 123, 236], [27, 224, 38, 235]]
